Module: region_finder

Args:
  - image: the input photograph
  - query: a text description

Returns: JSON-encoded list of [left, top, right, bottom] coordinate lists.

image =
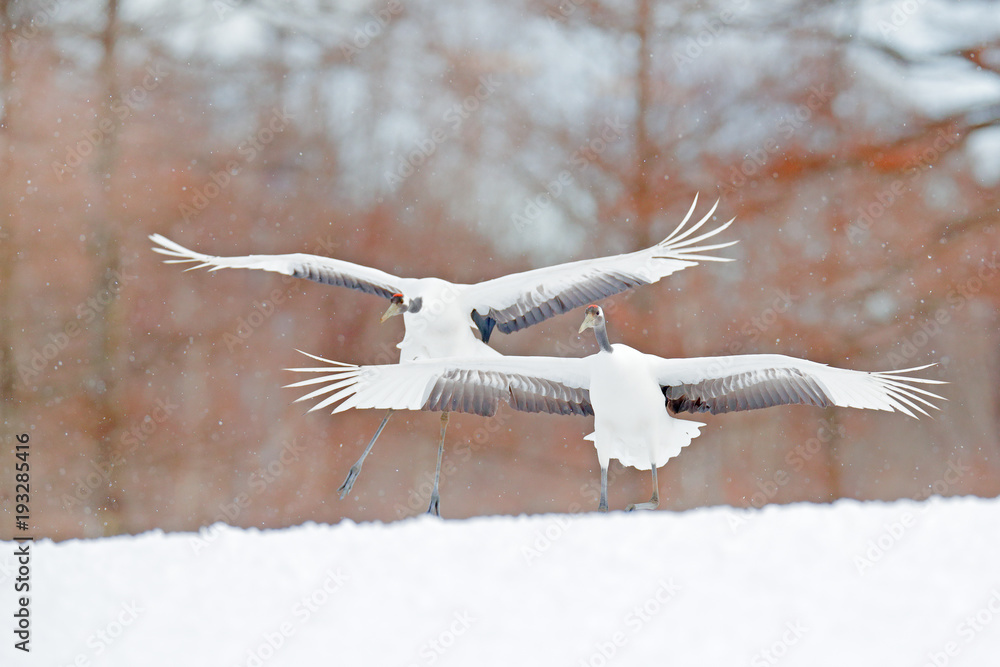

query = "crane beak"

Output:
[[380, 302, 404, 323], [579, 312, 596, 333]]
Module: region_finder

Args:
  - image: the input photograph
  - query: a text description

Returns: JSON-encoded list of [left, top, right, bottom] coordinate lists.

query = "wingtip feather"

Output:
[[294, 349, 357, 367]]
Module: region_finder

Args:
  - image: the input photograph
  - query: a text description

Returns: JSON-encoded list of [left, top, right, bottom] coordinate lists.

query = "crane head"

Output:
[[578, 305, 604, 333], [380, 293, 422, 323]]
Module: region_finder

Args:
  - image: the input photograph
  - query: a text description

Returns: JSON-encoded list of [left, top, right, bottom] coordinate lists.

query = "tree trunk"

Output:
[[0, 0, 17, 429], [88, 0, 126, 536]]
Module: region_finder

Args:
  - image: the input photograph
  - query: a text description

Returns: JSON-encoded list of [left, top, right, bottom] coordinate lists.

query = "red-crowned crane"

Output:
[[152, 197, 736, 515], [286, 306, 945, 512]]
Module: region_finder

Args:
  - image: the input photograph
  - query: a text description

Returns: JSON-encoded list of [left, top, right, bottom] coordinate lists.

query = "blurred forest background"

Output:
[[0, 0, 998, 540]]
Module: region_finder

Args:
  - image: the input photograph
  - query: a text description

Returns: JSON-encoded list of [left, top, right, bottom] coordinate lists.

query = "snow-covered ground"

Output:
[[4, 496, 999, 666]]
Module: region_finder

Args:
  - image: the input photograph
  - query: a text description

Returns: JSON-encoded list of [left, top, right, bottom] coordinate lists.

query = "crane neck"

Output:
[[594, 321, 613, 353]]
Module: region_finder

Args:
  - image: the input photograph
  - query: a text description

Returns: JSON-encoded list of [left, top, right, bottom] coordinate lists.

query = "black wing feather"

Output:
[[421, 369, 593, 417], [664, 368, 834, 416]]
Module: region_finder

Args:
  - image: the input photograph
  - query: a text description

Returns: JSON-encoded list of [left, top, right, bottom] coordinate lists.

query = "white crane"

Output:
[[285, 306, 946, 512], [151, 196, 735, 514]]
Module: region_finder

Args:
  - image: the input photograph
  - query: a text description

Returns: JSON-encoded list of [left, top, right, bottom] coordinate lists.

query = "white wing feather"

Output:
[[464, 195, 737, 335], [285, 351, 593, 417], [149, 234, 410, 299], [649, 353, 945, 418]]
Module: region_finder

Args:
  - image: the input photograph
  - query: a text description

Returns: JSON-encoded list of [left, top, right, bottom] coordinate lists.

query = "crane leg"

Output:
[[427, 412, 449, 517], [598, 465, 609, 512], [338, 409, 394, 499], [626, 464, 660, 511]]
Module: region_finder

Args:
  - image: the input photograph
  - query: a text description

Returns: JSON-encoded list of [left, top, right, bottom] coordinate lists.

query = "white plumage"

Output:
[[150, 195, 733, 361], [152, 196, 736, 514], [584, 343, 705, 473], [287, 306, 946, 511]]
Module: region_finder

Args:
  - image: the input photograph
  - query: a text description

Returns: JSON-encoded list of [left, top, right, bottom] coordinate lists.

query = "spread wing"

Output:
[[285, 351, 593, 418], [649, 354, 945, 418], [463, 195, 736, 341], [150, 234, 410, 299]]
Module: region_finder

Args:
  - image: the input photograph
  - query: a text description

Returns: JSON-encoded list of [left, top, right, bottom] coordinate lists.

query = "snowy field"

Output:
[[4, 496, 1000, 666]]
